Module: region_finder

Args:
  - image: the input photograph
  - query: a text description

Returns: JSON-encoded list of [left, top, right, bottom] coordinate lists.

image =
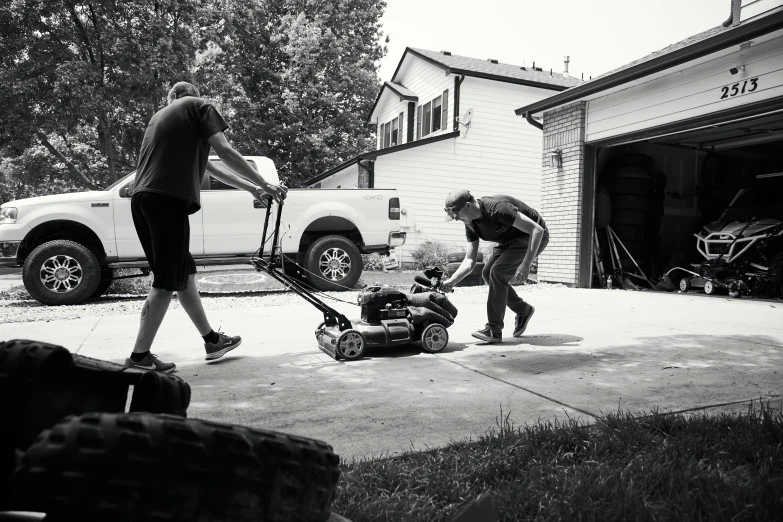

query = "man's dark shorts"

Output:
[[131, 192, 197, 291]]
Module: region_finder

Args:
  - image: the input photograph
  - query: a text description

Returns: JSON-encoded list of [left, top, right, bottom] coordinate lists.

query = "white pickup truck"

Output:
[[0, 156, 406, 305]]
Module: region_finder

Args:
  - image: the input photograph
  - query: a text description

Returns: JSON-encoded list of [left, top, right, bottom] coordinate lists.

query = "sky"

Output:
[[376, 0, 730, 81]]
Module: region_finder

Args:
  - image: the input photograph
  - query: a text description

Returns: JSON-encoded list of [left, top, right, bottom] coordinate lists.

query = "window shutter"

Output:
[[398, 113, 404, 143], [417, 105, 422, 139], [378, 123, 382, 149], [442, 89, 449, 130]]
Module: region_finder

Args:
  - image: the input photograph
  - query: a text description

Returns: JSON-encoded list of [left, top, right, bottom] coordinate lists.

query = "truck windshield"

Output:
[[105, 172, 135, 191]]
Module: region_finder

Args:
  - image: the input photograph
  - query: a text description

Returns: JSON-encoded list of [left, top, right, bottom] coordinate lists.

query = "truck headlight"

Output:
[[0, 207, 17, 224]]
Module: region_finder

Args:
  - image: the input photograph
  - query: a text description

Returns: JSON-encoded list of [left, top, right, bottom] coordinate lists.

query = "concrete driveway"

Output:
[[1, 287, 781, 462]]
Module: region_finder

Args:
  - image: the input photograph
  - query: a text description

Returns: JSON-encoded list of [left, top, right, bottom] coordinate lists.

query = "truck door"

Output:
[[200, 159, 271, 256]]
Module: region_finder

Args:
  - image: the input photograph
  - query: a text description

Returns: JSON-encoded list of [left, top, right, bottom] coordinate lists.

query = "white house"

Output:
[[306, 48, 581, 265]]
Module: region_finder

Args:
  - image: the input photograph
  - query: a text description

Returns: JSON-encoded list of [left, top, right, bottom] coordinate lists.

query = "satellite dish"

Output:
[[460, 108, 474, 126]]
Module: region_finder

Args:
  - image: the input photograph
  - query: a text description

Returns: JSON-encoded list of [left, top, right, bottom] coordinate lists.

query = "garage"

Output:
[[592, 110, 783, 298], [515, 1, 783, 299]]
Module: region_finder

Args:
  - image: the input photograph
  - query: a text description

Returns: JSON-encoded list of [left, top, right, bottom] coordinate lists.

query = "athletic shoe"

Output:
[[124, 353, 176, 373], [513, 305, 535, 337], [205, 332, 242, 360], [471, 327, 502, 343]]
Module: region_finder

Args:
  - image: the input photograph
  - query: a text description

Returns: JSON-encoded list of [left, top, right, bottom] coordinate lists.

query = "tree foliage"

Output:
[[0, 0, 386, 203]]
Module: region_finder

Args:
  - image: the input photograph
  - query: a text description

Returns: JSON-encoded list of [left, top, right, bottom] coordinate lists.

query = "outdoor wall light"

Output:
[[549, 148, 563, 168]]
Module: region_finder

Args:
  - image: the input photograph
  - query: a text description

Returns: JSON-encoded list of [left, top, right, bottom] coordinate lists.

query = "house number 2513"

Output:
[[720, 77, 758, 99]]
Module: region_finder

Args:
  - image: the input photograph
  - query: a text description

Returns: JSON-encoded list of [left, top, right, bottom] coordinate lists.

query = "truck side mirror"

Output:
[[122, 182, 135, 198]]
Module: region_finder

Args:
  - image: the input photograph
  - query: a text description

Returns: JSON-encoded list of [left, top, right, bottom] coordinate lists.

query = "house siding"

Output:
[[585, 30, 783, 143], [537, 102, 587, 286], [741, 0, 783, 22]]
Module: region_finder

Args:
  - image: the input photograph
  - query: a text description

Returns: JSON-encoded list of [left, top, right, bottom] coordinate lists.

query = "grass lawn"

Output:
[[334, 402, 783, 521]]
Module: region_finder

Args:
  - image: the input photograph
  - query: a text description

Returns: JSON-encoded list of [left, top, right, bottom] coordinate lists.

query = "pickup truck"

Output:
[[0, 156, 406, 305]]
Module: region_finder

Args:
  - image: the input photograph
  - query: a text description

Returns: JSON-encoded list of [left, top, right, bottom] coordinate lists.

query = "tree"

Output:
[[195, 0, 387, 186], [0, 0, 200, 192]]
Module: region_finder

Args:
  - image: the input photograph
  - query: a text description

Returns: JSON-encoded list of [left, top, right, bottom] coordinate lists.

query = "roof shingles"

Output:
[[406, 48, 583, 89]]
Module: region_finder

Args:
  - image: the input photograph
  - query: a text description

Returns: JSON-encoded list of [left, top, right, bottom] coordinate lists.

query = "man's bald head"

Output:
[[167, 82, 200, 105]]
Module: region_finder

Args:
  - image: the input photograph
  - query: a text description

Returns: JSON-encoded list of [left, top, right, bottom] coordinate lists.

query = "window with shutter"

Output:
[[384, 121, 391, 149], [417, 105, 422, 139], [442, 90, 449, 130], [378, 123, 382, 149], [391, 117, 399, 147], [398, 113, 404, 144], [432, 96, 442, 132], [422, 101, 432, 137]]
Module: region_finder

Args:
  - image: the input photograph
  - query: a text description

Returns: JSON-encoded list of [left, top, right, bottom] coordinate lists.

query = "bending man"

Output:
[[441, 190, 549, 343]]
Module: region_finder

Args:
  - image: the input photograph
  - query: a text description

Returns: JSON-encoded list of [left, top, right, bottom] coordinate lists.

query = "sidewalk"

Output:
[[2, 287, 781, 461]]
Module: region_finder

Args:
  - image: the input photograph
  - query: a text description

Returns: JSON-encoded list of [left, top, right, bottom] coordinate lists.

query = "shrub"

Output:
[[410, 240, 450, 269], [361, 253, 386, 271]]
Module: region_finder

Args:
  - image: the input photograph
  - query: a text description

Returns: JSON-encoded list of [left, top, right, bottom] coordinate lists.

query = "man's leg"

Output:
[[484, 241, 530, 333], [176, 273, 212, 336], [132, 289, 174, 353], [177, 272, 242, 361]]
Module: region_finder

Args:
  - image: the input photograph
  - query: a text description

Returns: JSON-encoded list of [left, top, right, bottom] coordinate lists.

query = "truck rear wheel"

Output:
[[22, 240, 101, 306], [304, 235, 363, 292]]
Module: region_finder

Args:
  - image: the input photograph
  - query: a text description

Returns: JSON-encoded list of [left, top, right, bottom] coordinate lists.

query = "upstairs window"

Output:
[[380, 112, 406, 149], [417, 89, 449, 139]]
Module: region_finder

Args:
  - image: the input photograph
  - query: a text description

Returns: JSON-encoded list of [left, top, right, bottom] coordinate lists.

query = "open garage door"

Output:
[[588, 109, 783, 299]]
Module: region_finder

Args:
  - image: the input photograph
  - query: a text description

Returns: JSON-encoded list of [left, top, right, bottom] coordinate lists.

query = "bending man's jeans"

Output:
[[481, 230, 549, 334]]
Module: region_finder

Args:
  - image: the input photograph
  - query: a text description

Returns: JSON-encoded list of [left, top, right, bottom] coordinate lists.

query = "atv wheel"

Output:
[[335, 329, 366, 360], [12, 413, 340, 522], [420, 324, 449, 353]]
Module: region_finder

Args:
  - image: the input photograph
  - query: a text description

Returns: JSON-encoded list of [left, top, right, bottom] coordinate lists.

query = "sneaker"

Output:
[[471, 327, 502, 343], [124, 353, 176, 373], [513, 305, 535, 337], [205, 332, 242, 360]]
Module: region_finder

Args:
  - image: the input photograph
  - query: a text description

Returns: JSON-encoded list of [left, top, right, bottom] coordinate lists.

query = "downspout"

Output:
[[454, 74, 465, 131], [523, 111, 544, 130]]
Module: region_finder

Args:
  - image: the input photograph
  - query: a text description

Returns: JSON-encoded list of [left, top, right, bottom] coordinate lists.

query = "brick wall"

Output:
[[538, 101, 586, 286]]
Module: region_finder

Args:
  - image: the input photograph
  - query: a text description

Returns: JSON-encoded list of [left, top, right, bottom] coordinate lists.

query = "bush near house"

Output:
[[409, 241, 451, 269]]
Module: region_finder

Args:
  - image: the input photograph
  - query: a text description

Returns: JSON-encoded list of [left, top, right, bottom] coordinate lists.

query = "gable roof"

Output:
[[514, 9, 783, 118], [305, 130, 460, 186], [368, 81, 418, 122], [397, 48, 583, 90]]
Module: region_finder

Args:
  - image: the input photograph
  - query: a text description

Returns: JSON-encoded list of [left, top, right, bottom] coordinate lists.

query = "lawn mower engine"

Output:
[[315, 266, 458, 361]]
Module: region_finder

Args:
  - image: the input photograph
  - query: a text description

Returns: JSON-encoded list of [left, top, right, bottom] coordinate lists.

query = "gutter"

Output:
[[515, 9, 783, 119]]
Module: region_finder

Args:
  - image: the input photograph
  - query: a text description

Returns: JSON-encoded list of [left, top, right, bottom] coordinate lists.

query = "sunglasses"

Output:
[[444, 204, 464, 220]]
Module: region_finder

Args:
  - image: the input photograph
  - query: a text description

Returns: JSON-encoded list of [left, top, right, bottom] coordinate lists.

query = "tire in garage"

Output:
[[611, 225, 645, 243], [304, 235, 363, 292], [613, 194, 650, 212], [608, 165, 652, 181], [595, 185, 612, 229], [607, 153, 654, 169], [612, 177, 652, 195], [612, 209, 648, 227], [12, 413, 341, 522], [446, 251, 484, 263], [22, 240, 101, 306]]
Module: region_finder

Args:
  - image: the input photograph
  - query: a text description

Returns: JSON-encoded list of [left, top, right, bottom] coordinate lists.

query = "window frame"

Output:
[[416, 89, 450, 140]]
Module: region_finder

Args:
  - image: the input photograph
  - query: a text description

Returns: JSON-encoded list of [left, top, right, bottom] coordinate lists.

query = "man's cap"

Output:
[[444, 189, 472, 209], [444, 189, 472, 221]]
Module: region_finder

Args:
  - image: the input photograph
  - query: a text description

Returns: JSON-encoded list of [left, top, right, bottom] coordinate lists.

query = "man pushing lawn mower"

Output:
[[441, 190, 549, 343], [125, 82, 288, 373]]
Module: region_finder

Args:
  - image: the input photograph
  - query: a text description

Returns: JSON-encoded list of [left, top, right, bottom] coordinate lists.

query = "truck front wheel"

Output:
[[22, 240, 101, 306], [304, 235, 363, 291]]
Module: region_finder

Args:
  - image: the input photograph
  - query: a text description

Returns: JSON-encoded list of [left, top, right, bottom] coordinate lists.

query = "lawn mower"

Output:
[[663, 175, 783, 298], [250, 196, 458, 361]]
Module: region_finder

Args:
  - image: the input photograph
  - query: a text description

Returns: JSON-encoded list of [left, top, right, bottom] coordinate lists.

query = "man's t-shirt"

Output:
[[134, 97, 228, 214], [465, 195, 547, 244]]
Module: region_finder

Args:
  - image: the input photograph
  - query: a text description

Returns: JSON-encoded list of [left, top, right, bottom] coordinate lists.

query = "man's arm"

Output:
[[441, 240, 480, 291], [207, 131, 287, 203], [512, 212, 546, 283], [205, 162, 269, 201]]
